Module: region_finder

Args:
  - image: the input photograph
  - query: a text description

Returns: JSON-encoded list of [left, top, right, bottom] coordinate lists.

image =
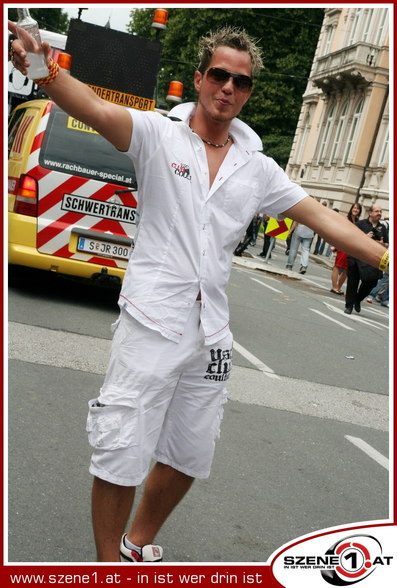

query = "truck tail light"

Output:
[[14, 174, 38, 217]]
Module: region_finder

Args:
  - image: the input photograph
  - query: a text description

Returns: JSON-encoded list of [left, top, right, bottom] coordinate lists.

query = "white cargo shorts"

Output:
[[87, 303, 233, 486]]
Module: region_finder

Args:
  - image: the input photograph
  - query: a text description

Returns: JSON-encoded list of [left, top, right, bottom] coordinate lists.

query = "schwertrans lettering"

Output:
[[62, 195, 136, 224]]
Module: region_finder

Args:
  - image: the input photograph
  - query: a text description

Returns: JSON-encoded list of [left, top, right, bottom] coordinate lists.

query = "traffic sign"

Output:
[[265, 217, 293, 240]]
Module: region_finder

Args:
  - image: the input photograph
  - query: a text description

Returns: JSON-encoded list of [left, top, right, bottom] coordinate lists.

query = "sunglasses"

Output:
[[205, 67, 253, 92]]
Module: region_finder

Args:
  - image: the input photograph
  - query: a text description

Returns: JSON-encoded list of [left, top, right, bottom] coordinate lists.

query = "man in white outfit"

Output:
[[9, 21, 389, 562]]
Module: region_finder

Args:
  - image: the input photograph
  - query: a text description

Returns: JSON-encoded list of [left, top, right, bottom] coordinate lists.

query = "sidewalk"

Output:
[[232, 235, 334, 277]]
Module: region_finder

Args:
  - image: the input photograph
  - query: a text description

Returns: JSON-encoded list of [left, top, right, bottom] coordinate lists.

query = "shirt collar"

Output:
[[167, 102, 263, 152]]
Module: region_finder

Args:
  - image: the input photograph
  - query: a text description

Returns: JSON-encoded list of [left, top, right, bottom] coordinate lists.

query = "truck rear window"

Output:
[[39, 105, 137, 188]]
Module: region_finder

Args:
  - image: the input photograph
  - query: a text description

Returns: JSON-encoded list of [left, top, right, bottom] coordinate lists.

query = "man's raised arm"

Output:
[[8, 20, 132, 152]]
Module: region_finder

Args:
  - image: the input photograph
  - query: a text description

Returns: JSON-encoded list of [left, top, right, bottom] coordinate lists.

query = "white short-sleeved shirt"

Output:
[[118, 102, 308, 344]]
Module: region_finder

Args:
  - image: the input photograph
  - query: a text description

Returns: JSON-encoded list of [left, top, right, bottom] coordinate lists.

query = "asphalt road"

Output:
[[7, 244, 390, 563]]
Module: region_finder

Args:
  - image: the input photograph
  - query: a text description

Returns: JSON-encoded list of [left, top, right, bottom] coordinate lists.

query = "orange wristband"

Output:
[[33, 58, 60, 86]]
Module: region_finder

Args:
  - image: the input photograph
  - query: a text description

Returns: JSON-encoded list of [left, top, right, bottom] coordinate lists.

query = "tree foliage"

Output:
[[129, 7, 324, 167], [8, 8, 70, 35]]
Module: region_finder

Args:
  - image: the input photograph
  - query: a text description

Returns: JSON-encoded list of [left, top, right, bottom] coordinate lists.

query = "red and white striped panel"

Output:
[[26, 110, 137, 270]]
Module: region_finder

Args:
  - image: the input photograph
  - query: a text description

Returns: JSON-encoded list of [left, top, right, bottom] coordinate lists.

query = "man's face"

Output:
[[369, 206, 382, 223], [194, 46, 253, 123]]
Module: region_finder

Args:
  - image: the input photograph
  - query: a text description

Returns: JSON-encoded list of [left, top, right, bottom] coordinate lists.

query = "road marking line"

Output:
[[303, 277, 329, 290], [233, 340, 281, 379], [250, 277, 282, 293], [362, 305, 389, 318], [309, 308, 355, 331], [235, 266, 279, 282], [321, 300, 388, 330], [345, 435, 389, 470]]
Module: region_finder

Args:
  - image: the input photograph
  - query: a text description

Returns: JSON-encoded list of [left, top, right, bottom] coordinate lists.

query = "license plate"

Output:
[[77, 237, 131, 261]]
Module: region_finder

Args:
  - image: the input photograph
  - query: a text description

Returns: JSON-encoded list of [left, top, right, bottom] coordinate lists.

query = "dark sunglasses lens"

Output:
[[234, 76, 252, 90], [207, 68, 252, 90], [208, 68, 230, 83]]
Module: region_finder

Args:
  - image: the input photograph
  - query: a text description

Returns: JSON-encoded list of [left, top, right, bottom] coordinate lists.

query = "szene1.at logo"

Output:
[[283, 534, 393, 585]]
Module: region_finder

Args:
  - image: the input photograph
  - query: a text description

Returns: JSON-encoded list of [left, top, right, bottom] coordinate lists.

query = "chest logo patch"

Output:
[[171, 162, 191, 181]]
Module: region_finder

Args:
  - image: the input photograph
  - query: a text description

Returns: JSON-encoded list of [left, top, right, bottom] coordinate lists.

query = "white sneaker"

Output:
[[120, 533, 163, 562]]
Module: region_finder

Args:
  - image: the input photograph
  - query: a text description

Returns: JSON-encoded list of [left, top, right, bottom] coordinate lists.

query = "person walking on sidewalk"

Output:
[[366, 270, 389, 308], [9, 21, 390, 563], [234, 215, 258, 256], [344, 205, 388, 314], [259, 214, 274, 259], [285, 221, 314, 274], [250, 213, 262, 246], [330, 203, 362, 295]]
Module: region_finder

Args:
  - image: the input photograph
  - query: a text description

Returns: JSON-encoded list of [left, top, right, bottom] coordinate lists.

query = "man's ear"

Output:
[[193, 70, 203, 93]]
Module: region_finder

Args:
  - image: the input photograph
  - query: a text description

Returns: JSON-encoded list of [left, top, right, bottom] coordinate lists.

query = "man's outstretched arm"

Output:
[[284, 197, 388, 270], [8, 20, 132, 152]]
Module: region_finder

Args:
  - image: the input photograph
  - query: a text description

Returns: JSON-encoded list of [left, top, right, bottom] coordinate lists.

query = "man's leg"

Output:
[[337, 269, 347, 291], [345, 260, 359, 309], [357, 279, 378, 303], [127, 462, 194, 547], [286, 232, 298, 267], [91, 476, 136, 562], [299, 237, 311, 269], [331, 266, 340, 291]]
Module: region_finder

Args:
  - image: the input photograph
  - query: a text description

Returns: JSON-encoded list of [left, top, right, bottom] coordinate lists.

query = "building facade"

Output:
[[286, 7, 390, 218]]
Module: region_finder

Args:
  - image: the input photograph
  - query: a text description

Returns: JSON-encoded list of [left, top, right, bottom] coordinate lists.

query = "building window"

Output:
[[379, 129, 389, 165], [362, 8, 374, 43], [317, 103, 335, 163], [296, 112, 310, 164], [375, 8, 388, 46], [331, 101, 348, 163], [343, 98, 364, 164], [323, 25, 334, 55], [348, 8, 362, 45]]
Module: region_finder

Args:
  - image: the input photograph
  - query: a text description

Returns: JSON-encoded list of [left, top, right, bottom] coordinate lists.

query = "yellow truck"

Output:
[[8, 99, 138, 285], [8, 16, 171, 285]]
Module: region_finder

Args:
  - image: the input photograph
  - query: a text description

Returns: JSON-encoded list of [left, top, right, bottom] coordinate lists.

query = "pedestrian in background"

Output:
[[250, 213, 262, 246], [367, 270, 389, 308], [285, 221, 314, 274], [234, 215, 257, 256], [259, 214, 274, 259], [344, 205, 388, 314], [312, 201, 328, 254], [330, 203, 362, 295]]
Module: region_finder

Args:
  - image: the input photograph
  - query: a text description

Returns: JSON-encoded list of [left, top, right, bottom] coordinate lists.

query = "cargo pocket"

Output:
[[86, 399, 139, 451], [213, 388, 229, 440], [110, 314, 121, 333]]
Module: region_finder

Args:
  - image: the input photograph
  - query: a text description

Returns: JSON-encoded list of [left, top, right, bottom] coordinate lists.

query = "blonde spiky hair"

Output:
[[197, 26, 264, 77]]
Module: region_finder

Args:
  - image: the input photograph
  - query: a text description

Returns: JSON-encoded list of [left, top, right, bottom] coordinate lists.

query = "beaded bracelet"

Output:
[[378, 249, 389, 272], [33, 58, 60, 86]]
